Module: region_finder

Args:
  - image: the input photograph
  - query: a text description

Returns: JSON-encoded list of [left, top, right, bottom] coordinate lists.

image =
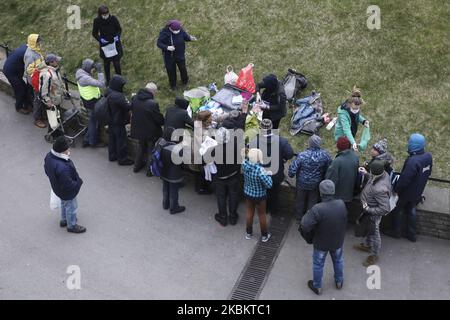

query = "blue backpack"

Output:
[[150, 138, 166, 177]]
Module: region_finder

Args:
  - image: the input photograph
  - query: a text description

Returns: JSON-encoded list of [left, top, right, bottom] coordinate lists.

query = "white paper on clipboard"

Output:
[[101, 42, 118, 58]]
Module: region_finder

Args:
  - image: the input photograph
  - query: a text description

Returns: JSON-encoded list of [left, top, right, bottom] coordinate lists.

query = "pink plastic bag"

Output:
[[236, 63, 256, 94]]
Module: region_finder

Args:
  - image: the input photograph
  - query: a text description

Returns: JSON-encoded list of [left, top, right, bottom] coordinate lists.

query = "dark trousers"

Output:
[[5, 74, 31, 111], [295, 188, 320, 221], [32, 94, 45, 121], [195, 167, 212, 193], [390, 199, 417, 238], [103, 56, 122, 85], [164, 58, 188, 89], [163, 180, 180, 211], [215, 174, 240, 221], [108, 124, 128, 162], [267, 180, 281, 214], [82, 98, 100, 146], [135, 138, 157, 170], [272, 119, 281, 130]]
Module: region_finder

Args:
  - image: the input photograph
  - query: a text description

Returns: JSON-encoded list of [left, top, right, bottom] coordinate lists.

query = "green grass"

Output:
[[1, 0, 449, 181]]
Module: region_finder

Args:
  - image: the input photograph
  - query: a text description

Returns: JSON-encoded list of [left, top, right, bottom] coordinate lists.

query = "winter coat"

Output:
[[75, 68, 105, 89], [365, 152, 394, 175], [3, 44, 27, 77], [38, 63, 66, 107], [250, 133, 294, 185], [23, 34, 44, 79], [261, 81, 287, 122], [242, 160, 273, 200], [334, 104, 366, 145], [92, 15, 123, 59], [360, 172, 391, 217], [160, 141, 184, 183], [394, 150, 433, 202], [164, 98, 194, 130], [44, 151, 83, 201], [130, 89, 164, 140], [288, 147, 332, 190], [157, 26, 192, 62], [106, 75, 131, 126], [325, 149, 359, 202], [301, 196, 348, 251]]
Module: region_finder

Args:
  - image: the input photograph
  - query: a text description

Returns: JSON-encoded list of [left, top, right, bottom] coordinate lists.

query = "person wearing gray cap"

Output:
[[300, 179, 348, 295]]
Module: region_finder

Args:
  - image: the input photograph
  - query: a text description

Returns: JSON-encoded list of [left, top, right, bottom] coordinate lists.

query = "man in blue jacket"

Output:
[[3, 43, 33, 114], [44, 137, 86, 233], [384, 133, 432, 242], [156, 20, 197, 90]]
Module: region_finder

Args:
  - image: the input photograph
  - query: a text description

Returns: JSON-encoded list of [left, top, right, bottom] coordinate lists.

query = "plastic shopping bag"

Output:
[[236, 63, 256, 93], [224, 65, 238, 85], [50, 189, 61, 211], [358, 126, 371, 151]]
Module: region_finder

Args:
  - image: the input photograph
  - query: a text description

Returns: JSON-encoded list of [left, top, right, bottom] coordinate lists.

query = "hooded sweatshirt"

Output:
[[24, 34, 44, 79], [75, 59, 105, 101], [106, 75, 131, 125]]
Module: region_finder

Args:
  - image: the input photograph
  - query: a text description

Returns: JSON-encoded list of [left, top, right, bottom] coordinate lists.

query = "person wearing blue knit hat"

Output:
[[384, 133, 433, 242]]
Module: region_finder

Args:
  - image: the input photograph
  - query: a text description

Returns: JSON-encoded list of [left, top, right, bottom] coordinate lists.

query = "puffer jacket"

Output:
[[75, 68, 105, 89], [288, 147, 332, 190], [24, 34, 44, 79], [360, 171, 392, 216]]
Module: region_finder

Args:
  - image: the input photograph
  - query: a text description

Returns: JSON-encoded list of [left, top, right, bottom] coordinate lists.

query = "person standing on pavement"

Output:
[[130, 82, 165, 174], [384, 133, 433, 242], [156, 20, 197, 90], [23, 34, 46, 128], [288, 135, 332, 223], [325, 136, 359, 210], [44, 136, 86, 233], [300, 180, 347, 295], [255, 74, 287, 130], [3, 42, 33, 114], [75, 58, 106, 148], [359, 138, 395, 176], [354, 160, 391, 266], [106, 75, 134, 166], [92, 5, 123, 85]]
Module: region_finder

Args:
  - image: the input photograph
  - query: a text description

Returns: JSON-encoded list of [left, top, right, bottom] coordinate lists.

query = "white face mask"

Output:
[[102, 14, 110, 20], [350, 108, 360, 114], [171, 29, 180, 34]]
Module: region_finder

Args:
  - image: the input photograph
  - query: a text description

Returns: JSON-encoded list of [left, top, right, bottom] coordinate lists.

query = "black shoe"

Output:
[[146, 170, 153, 177], [336, 281, 343, 290], [133, 163, 145, 173], [214, 214, 227, 227], [170, 206, 185, 214], [229, 215, 238, 226], [197, 189, 213, 195], [307, 280, 322, 295], [383, 230, 401, 239], [67, 224, 86, 234], [406, 235, 417, 243], [118, 159, 134, 166], [109, 157, 118, 162], [60, 220, 67, 228]]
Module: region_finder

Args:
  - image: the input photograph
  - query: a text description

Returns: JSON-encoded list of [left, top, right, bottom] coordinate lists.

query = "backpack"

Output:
[[93, 96, 110, 124], [149, 138, 166, 177], [31, 68, 53, 94], [282, 68, 307, 101]]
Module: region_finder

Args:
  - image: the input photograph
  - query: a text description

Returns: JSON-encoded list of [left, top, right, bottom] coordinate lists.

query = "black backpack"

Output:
[[93, 96, 110, 125]]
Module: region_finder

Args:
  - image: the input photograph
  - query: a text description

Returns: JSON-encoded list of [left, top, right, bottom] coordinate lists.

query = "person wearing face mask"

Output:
[[157, 20, 197, 90], [44, 136, 86, 234], [92, 5, 123, 85], [334, 86, 370, 151]]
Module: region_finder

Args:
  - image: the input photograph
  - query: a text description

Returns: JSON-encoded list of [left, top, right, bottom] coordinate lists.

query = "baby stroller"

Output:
[[289, 91, 329, 136], [44, 97, 87, 146]]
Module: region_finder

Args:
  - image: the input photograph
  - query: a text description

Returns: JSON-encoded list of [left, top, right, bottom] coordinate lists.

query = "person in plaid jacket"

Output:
[[242, 148, 273, 242]]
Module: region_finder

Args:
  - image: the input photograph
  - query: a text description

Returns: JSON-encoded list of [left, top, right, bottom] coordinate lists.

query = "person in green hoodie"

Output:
[[334, 86, 370, 151]]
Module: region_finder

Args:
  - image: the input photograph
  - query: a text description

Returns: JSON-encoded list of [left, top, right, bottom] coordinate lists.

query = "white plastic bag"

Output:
[[46, 108, 60, 130], [50, 189, 61, 211], [101, 42, 118, 58], [224, 65, 238, 85], [389, 193, 399, 212]]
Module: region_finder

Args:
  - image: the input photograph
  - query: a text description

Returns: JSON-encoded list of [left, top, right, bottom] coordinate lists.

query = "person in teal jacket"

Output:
[[334, 86, 370, 151]]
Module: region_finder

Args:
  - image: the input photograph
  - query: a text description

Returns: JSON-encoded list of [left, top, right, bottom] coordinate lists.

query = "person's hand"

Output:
[[362, 202, 369, 211], [167, 46, 175, 52], [190, 35, 197, 41], [113, 36, 120, 42], [358, 167, 367, 175], [364, 120, 370, 128], [100, 38, 108, 45], [94, 63, 103, 72], [266, 170, 273, 176], [352, 143, 359, 151]]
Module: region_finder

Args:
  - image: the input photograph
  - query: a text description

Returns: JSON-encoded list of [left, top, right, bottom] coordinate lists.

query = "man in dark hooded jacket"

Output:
[[106, 75, 133, 166], [256, 74, 287, 129], [164, 97, 194, 131], [130, 82, 165, 173]]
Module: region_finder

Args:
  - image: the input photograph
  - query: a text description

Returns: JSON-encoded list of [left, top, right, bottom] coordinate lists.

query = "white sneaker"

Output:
[[261, 233, 272, 243], [245, 233, 252, 240]]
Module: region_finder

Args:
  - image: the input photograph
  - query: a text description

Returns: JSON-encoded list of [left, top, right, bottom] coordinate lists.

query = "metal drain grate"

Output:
[[229, 210, 293, 300]]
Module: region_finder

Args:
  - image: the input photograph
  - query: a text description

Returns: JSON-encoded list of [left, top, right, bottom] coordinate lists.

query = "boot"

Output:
[[363, 255, 379, 267]]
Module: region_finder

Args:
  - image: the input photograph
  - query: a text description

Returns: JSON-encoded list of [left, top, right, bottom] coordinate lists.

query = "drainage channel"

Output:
[[229, 209, 293, 300]]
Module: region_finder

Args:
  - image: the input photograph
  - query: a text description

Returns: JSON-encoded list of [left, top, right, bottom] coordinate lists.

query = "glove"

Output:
[[352, 143, 359, 151], [113, 36, 120, 42], [190, 35, 197, 41], [100, 38, 108, 45], [94, 63, 103, 73], [167, 46, 175, 52]]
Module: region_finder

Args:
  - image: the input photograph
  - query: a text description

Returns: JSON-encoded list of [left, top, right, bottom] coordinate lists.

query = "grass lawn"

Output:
[[1, 0, 449, 181]]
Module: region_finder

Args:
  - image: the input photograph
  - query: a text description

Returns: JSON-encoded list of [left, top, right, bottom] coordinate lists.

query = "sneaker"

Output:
[[245, 233, 252, 240], [307, 280, 322, 295], [261, 233, 272, 243], [363, 255, 379, 267], [353, 243, 371, 253], [34, 120, 47, 128], [335, 281, 343, 290], [118, 159, 134, 166], [214, 213, 227, 227], [60, 220, 67, 228], [67, 224, 86, 234], [170, 206, 185, 214]]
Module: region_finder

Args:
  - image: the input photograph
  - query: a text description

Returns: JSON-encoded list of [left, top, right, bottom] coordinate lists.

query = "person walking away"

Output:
[[354, 160, 391, 266], [288, 135, 332, 223], [92, 5, 123, 85], [130, 82, 164, 174], [242, 148, 273, 242], [156, 20, 197, 90], [300, 180, 347, 295], [334, 86, 369, 151], [23, 34, 46, 128], [255, 74, 287, 129], [384, 133, 432, 242], [325, 136, 359, 211], [75, 58, 106, 148], [106, 75, 133, 166], [3, 42, 33, 114], [44, 136, 86, 233]]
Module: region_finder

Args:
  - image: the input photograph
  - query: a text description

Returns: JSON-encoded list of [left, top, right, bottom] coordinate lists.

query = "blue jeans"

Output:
[[61, 198, 78, 229], [313, 247, 344, 289], [83, 108, 99, 146], [390, 199, 417, 238]]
